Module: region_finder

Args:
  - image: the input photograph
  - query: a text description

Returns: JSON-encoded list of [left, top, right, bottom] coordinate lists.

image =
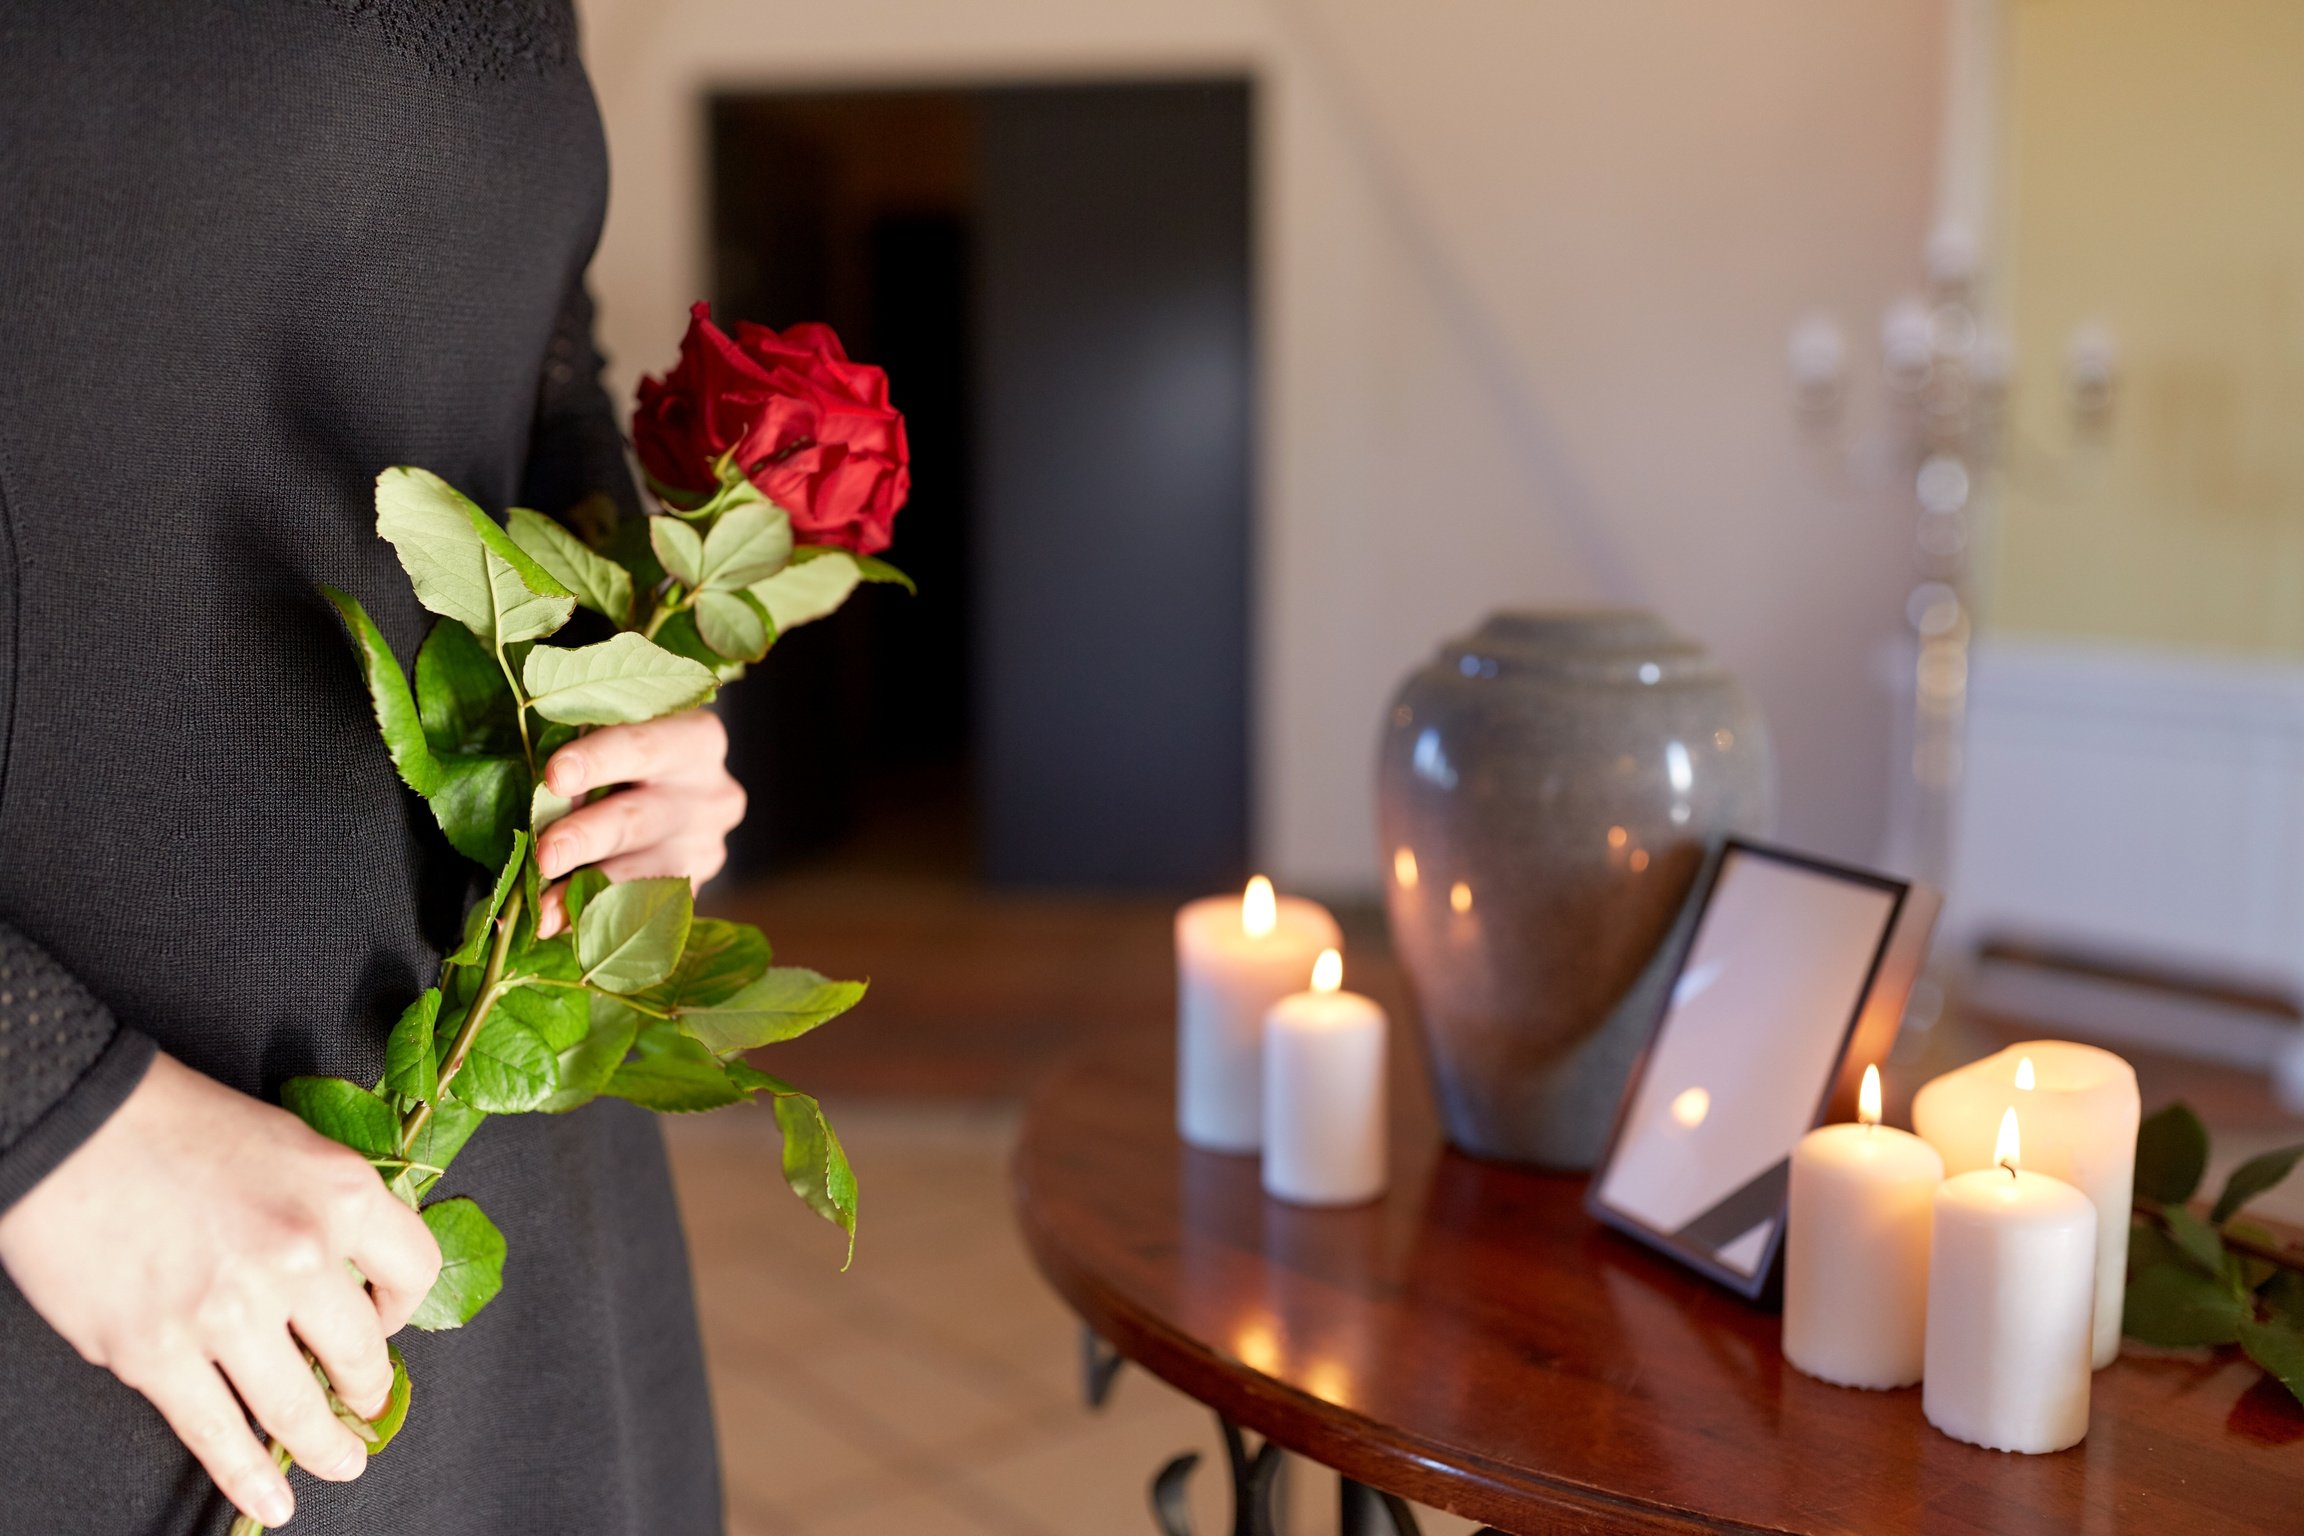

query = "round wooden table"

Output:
[[1012, 1032, 2304, 1535]]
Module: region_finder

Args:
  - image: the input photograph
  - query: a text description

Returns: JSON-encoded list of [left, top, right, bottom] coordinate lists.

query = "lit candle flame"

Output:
[[1242, 875, 1277, 938], [1449, 880, 1473, 914], [1392, 847, 1418, 888], [1311, 948, 1343, 993], [2014, 1055, 2035, 1091], [1859, 1063, 1882, 1127], [1994, 1105, 2022, 1175]]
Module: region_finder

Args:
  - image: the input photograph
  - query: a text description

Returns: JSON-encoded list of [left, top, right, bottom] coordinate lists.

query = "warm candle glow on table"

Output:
[[1924, 1102, 2097, 1453], [1783, 1062, 1942, 1390], [1262, 947, 1388, 1206], [1175, 878, 1341, 1152]]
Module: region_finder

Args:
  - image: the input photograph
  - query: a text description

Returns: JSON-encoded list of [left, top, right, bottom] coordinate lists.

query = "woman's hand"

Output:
[[533, 710, 746, 939], [0, 1052, 442, 1529]]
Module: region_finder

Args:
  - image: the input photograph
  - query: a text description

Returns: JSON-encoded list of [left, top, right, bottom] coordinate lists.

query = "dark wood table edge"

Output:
[[1011, 1133, 1784, 1536]]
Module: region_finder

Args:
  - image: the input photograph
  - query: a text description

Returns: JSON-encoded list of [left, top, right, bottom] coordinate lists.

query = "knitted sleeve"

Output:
[[519, 275, 642, 531], [0, 925, 155, 1212]]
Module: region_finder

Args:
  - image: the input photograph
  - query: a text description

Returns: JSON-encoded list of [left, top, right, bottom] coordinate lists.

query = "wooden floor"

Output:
[[665, 1102, 1483, 1536]]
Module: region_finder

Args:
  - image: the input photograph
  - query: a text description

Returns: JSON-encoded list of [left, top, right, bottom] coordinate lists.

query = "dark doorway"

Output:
[[708, 80, 1252, 891]]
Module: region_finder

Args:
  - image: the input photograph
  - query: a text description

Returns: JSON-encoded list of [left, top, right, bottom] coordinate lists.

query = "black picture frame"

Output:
[[1583, 838, 1941, 1301]]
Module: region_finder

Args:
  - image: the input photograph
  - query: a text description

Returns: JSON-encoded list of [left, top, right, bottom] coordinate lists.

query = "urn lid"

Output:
[[1440, 610, 1721, 685]]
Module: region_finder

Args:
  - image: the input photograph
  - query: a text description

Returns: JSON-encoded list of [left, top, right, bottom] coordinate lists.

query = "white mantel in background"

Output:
[[574, 0, 1949, 894]]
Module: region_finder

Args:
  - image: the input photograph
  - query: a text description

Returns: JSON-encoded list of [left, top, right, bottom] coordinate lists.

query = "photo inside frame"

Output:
[[1591, 843, 1933, 1293]]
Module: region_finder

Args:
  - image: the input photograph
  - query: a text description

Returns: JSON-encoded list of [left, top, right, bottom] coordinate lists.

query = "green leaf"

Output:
[[640, 918, 770, 1010], [2136, 1102, 2210, 1205], [852, 554, 916, 593], [535, 720, 580, 760], [648, 516, 705, 588], [496, 982, 587, 1056], [563, 868, 611, 930], [750, 551, 860, 632], [382, 990, 441, 1103], [693, 588, 774, 664], [394, 1099, 485, 1203], [447, 833, 528, 966], [414, 620, 518, 757], [769, 1083, 858, 1267], [2212, 1144, 2304, 1224], [602, 1019, 748, 1112], [408, 1198, 506, 1332], [374, 467, 574, 646], [576, 876, 694, 994], [540, 995, 644, 1113], [531, 781, 574, 837], [497, 939, 587, 1052], [447, 1007, 556, 1113], [321, 586, 443, 798], [282, 1077, 401, 1162], [428, 754, 528, 869], [2239, 1319, 2304, 1409], [649, 608, 746, 681], [2162, 1207, 2228, 1276], [2124, 1229, 2247, 1347], [522, 633, 719, 727], [368, 1346, 414, 1453], [506, 507, 634, 627], [676, 967, 866, 1056], [322, 1340, 413, 1452], [697, 501, 793, 591]]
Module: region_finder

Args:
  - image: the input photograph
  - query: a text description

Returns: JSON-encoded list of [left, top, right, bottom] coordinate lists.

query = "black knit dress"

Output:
[[0, 3, 723, 1531]]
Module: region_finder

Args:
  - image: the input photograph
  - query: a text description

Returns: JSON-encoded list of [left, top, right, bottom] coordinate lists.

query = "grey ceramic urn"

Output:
[[1376, 612, 1774, 1169]]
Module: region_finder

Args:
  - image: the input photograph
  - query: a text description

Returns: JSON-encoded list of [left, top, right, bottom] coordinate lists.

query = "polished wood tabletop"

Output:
[[1012, 1031, 2304, 1535]]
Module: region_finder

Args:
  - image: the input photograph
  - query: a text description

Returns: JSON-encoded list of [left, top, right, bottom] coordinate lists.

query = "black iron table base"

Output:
[[1083, 1327, 1502, 1536]]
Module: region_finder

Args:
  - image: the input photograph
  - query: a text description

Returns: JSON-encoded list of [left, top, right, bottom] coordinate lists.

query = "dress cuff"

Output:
[[0, 1028, 157, 1214]]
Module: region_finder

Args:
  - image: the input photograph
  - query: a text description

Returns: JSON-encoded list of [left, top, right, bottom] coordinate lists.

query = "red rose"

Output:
[[632, 302, 910, 556]]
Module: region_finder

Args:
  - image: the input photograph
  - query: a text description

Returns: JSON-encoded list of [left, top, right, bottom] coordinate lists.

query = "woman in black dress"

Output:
[[0, 3, 733, 1530]]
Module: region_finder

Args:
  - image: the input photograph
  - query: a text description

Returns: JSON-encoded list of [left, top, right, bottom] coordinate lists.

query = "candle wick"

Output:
[[1999, 1161, 2017, 1181]]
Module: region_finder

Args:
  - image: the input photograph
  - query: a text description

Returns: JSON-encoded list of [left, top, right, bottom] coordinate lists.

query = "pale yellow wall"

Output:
[[1993, 0, 2304, 655], [574, 0, 1947, 888]]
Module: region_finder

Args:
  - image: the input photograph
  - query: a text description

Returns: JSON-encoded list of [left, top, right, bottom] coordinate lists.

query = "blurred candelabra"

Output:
[[1790, 227, 2009, 899], [1884, 233, 2007, 896]]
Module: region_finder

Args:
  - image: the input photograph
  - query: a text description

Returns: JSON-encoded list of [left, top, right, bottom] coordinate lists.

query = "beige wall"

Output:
[[1993, 0, 2304, 656], [576, 0, 1948, 891]]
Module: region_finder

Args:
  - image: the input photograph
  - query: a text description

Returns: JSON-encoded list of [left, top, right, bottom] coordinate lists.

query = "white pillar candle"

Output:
[[1913, 1041, 2138, 1368], [1924, 1108, 2097, 1454], [1262, 949, 1387, 1207], [1784, 1065, 1944, 1389], [1176, 876, 1342, 1153]]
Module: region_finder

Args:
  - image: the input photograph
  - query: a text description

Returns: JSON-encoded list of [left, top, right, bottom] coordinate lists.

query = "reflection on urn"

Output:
[[1377, 612, 1775, 1168]]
